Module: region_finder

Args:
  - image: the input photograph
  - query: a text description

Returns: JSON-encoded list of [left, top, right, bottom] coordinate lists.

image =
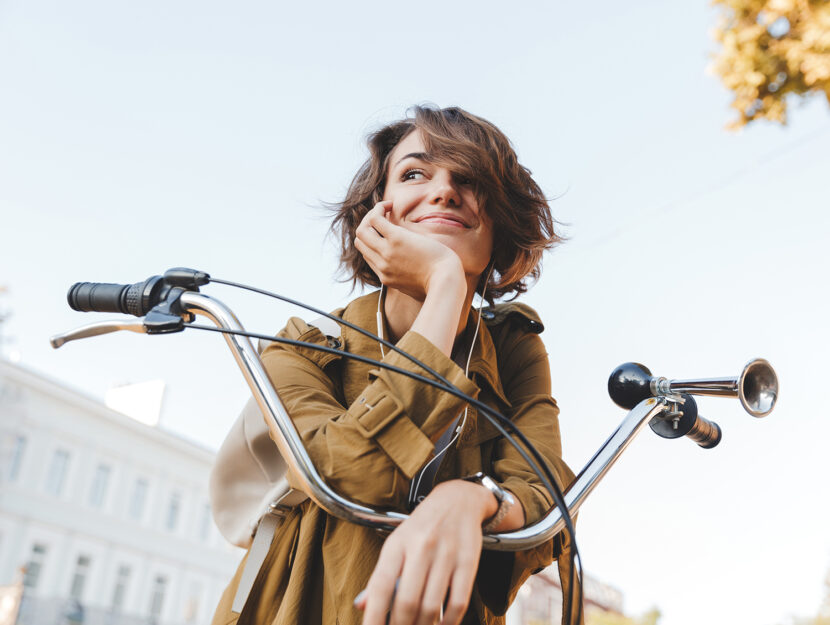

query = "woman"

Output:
[[212, 106, 577, 625]]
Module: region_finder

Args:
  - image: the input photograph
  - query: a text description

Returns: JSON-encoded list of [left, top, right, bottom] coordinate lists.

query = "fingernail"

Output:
[[354, 589, 366, 607]]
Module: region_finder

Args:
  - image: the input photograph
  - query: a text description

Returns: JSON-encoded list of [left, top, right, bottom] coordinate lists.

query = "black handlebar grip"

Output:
[[686, 415, 722, 449], [648, 394, 722, 449], [67, 282, 131, 314], [67, 276, 163, 317]]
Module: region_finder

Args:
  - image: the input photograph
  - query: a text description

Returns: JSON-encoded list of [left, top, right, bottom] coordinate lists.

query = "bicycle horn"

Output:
[[607, 358, 778, 417]]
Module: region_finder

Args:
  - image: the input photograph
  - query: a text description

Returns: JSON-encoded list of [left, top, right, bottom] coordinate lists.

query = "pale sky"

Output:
[[2, 1, 829, 624]]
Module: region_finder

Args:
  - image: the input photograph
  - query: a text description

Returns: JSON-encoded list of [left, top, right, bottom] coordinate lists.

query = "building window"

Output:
[[184, 582, 203, 623], [23, 543, 47, 589], [199, 503, 212, 542], [165, 493, 181, 531], [8, 434, 26, 481], [111, 564, 131, 612], [89, 464, 111, 508], [44, 449, 70, 496], [129, 478, 148, 520], [148, 575, 167, 622], [69, 554, 91, 600]]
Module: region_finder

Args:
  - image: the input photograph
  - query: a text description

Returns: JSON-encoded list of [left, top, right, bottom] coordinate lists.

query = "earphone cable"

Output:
[[184, 321, 583, 623], [201, 278, 583, 622]]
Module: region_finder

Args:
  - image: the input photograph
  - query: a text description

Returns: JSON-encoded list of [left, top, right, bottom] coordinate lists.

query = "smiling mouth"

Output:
[[414, 214, 471, 228]]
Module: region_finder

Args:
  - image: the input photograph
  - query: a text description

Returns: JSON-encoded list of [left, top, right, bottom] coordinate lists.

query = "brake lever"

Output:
[[50, 319, 148, 349], [51, 295, 188, 349]]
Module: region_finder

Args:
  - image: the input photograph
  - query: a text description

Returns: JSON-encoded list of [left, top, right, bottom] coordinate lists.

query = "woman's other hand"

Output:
[[355, 479, 516, 625], [354, 201, 465, 302]]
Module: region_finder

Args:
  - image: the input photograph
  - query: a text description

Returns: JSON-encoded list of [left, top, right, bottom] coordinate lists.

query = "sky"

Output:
[[1, 1, 829, 624]]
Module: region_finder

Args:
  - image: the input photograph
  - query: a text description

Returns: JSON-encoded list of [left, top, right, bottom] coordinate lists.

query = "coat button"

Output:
[[481, 309, 495, 320]]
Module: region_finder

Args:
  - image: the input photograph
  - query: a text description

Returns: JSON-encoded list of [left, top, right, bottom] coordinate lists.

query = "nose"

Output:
[[429, 170, 461, 208]]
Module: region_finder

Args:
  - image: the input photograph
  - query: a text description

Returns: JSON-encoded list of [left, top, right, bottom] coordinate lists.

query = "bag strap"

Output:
[[231, 488, 308, 613], [308, 315, 342, 341], [231, 315, 342, 613]]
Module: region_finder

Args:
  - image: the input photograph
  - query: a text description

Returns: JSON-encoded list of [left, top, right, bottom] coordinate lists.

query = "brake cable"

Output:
[[62, 271, 584, 622], [183, 322, 583, 623], [202, 277, 584, 623]]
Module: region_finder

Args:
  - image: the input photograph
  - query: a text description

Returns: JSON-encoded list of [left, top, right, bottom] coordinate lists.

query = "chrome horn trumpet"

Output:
[[608, 358, 779, 417]]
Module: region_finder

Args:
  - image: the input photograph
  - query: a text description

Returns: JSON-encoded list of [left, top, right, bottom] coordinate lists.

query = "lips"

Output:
[[414, 213, 472, 228]]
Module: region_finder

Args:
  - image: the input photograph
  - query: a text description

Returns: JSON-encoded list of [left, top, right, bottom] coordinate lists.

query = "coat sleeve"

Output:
[[476, 328, 580, 624], [259, 317, 480, 509]]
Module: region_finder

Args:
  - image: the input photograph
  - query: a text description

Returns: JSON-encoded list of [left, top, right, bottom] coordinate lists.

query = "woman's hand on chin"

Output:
[[354, 202, 465, 302], [355, 479, 497, 625]]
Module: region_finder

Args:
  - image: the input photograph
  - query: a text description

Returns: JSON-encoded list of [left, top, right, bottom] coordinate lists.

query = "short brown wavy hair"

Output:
[[331, 105, 561, 301]]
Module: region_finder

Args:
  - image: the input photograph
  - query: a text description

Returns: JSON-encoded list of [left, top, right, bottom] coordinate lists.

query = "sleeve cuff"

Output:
[[501, 476, 552, 526]]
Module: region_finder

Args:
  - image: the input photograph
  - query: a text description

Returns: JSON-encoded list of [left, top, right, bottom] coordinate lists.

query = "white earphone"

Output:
[[396, 261, 495, 507]]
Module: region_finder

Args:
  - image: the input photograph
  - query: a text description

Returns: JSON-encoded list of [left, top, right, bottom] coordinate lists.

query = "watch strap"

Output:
[[463, 472, 515, 533], [482, 489, 515, 533]]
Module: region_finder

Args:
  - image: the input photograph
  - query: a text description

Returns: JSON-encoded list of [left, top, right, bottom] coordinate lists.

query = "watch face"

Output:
[[465, 473, 506, 501]]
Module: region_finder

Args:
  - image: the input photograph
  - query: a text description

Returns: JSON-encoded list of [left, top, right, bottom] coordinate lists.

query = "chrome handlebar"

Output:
[[51, 291, 778, 551]]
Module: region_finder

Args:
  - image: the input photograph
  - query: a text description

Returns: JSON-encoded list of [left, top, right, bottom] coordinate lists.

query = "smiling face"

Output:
[[332, 106, 558, 300], [381, 130, 494, 280]]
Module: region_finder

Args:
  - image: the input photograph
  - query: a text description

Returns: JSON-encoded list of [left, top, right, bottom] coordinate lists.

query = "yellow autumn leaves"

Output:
[[710, 0, 830, 128]]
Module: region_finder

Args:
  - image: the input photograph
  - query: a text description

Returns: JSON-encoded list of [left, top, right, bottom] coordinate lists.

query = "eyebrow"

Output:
[[393, 152, 430, 168]]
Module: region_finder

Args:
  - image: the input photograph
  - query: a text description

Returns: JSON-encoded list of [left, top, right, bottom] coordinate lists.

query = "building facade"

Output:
[[507, 565, 624, 625], [0, 361, 243, 625]]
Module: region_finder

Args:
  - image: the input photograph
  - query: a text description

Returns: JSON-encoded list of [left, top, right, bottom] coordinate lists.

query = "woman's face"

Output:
[[381, 130, 493, 279]]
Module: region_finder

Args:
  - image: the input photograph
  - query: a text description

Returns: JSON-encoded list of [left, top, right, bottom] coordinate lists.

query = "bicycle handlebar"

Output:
[[67, 269, 211, 317], [51, 270, 777, 550]]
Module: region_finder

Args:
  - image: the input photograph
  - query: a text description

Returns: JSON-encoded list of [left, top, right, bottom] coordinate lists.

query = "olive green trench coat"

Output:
[[212, 291, 578, 625]]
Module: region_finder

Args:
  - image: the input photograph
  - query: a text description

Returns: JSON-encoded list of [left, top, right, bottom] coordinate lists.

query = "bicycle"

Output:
[[51, 267, 779, 623]]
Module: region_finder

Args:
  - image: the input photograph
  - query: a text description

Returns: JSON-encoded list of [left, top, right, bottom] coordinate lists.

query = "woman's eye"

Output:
[[402, 169, 425, 181]]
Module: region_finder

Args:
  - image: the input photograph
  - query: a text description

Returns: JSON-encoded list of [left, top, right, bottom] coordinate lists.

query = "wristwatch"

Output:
[[462, 472, 515, 533]]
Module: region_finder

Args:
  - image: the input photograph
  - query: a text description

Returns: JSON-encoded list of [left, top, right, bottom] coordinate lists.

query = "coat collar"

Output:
[[339, 291, 512, 410]]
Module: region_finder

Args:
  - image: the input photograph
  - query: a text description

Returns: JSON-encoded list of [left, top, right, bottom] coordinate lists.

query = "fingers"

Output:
[[413, 550, 454, 625], [355, 236, 391, 284], [356, 201, 401, 283], [365, 201, 394, 237], [362, 540, 404, 625], [389, 544, 436, 625], [356, 210, 388, 248], [355, 202, 392, 253], [439, 558, 477, 625], [388, 549, 473, 625], [358, 201, 400, 247]]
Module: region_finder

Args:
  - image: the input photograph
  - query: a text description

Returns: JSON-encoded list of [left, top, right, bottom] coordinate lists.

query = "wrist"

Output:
[[412, 266, 467, 356], [461, 473, 516, 532], [435, 480, 498, 523], [424, 257, 465, 296], [469, 482, 499, 523]]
